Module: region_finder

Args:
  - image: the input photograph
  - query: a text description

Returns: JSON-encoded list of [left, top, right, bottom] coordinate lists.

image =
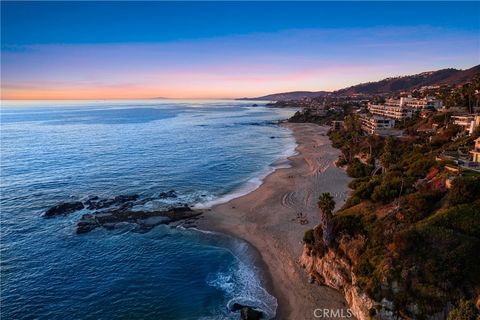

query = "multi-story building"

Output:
[[368, 102, 412, 120], [368, 97, 442, 120], [470, 137, 480, 163], [452, 114, 480, 135], [400, 96, 442, 110], [360, 115, 398, 136]]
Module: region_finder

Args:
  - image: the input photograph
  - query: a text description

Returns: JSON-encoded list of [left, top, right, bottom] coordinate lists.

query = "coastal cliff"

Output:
[[295, 115, 480, 320], [300, 239, 393, 320]]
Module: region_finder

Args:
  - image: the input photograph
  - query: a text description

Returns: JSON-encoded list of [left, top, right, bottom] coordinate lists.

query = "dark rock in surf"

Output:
[[240, 307, 263, 320], [75, 206, 201, 234], [76, 214, 99, 234], [45, 201, 84, 217], [85, 194, 139, 210], [230, 303, 255, 312], [158, 190, 177, 199]]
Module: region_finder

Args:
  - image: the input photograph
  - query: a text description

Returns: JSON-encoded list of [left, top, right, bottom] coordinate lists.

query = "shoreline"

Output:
[[197, 123, 353, 319]]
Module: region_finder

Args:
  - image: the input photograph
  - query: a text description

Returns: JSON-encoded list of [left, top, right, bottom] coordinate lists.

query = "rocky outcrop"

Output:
[[45, 192, 202, 234], [44, 201, 84, 217], [240, 307, 263, 320], [85, 194, 139, 210], [76, 206, 201, 234], [300, 244, 396, 320], [158, 190, 177, 199]]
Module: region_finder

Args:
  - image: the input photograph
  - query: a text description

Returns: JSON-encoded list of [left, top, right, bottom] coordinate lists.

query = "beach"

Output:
[[199, 123, 353, 319]]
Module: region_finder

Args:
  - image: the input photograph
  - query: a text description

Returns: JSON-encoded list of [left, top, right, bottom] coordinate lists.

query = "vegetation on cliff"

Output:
[[303, 114, 480, 318]]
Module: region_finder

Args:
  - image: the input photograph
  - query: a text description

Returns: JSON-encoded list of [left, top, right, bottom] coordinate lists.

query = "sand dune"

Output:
[[199, 123, 352, 319]]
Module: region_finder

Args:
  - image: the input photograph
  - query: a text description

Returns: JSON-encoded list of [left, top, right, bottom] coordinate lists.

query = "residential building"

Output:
[[360, 115, 399, 136], [368, 102, 412, 120], [470, 137, 480, 163], [400, 96, 442, 110], [368, 97, 442, 120], [452, 114, 480, 135]]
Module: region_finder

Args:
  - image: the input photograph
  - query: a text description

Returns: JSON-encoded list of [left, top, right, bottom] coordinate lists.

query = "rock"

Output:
[[86, 194, 139, 210], [74, 206, 202, 234], [240, 307, 263, 320], [45, 201, 84, 217], [230, 303, 254, 312], [75, 213, 99, 234], [158, 190, 177, 199]]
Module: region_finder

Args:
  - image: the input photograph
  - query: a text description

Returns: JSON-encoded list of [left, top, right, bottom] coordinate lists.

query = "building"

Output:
[[331, 120, 344, 131], [470, 137, 480, 163], [360, 115, 398, 136], [452, 114, 480, 135], [368, 97, 442, 120], [368, 102, 412, 120], [400, 96, 442, 110]]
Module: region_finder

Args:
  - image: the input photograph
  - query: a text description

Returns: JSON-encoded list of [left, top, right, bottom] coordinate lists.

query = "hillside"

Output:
[[336, 64, 480, 95], [237, 91, 330, 101], [238, 65, 480, 101]]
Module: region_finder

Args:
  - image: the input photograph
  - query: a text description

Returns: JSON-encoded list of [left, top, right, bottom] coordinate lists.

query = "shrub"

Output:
[[347, 158, 374, 178], [354, 177, 381, 200], [348, 177, 371, 190], [371, 177, 403, 203], [447, 299, 479, 320], [303, 229, 315, 244], [447, 176, 480, 206], [406, 158, 436, 178]]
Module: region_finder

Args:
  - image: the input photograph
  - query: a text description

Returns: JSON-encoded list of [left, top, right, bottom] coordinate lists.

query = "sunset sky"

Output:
[[1, 2, 479, 100]]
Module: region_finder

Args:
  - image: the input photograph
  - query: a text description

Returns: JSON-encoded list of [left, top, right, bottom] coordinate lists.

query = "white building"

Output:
[[452, 114, 480, 135], [360, 115, 398, 136], [470, 137, 480, 163], [400, 96, 442, 110], [368, 102, 412, 120], [368, 97, 442, 120]]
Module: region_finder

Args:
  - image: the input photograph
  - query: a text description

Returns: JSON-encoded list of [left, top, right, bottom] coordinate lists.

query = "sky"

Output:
[[1, 2, 480, 100]]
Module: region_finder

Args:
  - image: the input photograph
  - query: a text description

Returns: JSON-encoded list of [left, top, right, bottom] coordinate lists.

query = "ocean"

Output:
[[0, 100, 297, 319]]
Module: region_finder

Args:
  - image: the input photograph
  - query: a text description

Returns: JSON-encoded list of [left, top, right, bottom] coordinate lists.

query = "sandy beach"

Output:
[[198, 123, 353, 319]]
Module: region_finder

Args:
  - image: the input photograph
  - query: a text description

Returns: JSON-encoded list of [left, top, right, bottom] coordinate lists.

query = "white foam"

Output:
[[206, 260, 277, 319], [193, 136, 298, 210]]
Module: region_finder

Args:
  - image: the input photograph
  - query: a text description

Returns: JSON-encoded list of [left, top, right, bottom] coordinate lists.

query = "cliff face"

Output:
[[299, 243, 397, 320]]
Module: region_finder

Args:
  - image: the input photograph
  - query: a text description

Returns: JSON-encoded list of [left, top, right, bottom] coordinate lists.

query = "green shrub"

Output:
[[371, 177, 403, 203], [347, 158, 374, 178], [447, 299, 479, 320], [348, 177, 371, 190], [354, 177, 381, 200], [447, 176, 480, 206], [406, 158, 436, 178], [303, 229, 315, 244]]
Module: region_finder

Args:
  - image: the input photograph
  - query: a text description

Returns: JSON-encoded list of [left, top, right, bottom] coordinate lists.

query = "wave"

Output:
[[193, 136, 297, 210], [205, 238, 278, 319]]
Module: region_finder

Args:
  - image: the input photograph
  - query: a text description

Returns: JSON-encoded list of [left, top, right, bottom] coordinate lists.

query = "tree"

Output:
[[318, 192, 335, 247], [380, 137, 396, 172], [447, 299, 478, 320]]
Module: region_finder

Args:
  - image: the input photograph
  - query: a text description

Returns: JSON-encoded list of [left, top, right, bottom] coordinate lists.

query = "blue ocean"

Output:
[[0, 100, 296, 319]]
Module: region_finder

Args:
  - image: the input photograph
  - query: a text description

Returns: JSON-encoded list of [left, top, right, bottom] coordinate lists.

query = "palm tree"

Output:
[[318, 192, 335, 247], [380, 136, 395, 173]]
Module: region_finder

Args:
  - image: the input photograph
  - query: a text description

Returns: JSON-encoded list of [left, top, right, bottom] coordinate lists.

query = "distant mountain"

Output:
[[237, 91, 330, 101], [238, 65, 480, 101], [335, 65, 480, 95]]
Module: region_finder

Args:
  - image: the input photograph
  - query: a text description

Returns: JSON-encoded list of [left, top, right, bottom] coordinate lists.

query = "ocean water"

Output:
[[0, 100, 297, 319]]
